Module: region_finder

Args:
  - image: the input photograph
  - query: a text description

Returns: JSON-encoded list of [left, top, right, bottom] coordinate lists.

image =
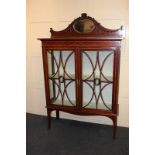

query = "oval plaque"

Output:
[[73, 19, 95, 33]]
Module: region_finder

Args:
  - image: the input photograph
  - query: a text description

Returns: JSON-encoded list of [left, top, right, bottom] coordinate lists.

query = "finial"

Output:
[[81, 13, 87, 18]]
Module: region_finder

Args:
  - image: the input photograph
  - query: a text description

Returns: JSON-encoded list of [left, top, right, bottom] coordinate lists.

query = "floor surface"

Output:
[[26, 113, 129, 155]]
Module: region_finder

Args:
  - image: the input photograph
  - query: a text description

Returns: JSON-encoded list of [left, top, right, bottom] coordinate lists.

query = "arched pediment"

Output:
[[50, 13, 124, 40]]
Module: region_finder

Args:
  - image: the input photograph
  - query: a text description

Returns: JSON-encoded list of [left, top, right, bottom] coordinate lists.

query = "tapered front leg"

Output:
[[112, 116, 117, 139]]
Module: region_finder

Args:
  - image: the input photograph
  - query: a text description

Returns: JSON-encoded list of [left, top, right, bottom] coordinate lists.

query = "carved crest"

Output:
[[50, 13, 123, 40]]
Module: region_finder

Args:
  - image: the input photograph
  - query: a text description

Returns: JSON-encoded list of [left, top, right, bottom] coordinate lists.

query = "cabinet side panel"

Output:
[[112, 48, 120, 114], [42, 46, 50, 106]]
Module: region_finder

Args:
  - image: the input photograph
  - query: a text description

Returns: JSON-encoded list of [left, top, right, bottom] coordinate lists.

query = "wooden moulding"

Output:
[[39, 13, 124, 41]]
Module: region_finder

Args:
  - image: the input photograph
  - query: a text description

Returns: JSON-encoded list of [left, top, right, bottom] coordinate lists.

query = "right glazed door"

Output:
[[81, 49, 115, 111]]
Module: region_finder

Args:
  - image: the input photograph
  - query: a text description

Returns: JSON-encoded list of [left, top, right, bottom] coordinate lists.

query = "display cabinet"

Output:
[[38, 13, 123, 139]]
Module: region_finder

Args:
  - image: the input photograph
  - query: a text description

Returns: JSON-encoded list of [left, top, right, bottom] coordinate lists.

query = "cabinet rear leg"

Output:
[[56, 110, 59, 119], [47, 109, 51, 129], [112, 116, 117, 139]]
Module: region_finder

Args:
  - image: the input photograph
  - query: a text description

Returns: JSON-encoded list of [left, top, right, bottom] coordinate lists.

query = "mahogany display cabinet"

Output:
[[38, 13, 124, 139]]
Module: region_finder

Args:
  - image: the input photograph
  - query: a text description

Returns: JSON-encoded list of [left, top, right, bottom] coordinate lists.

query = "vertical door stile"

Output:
[[75, 48, 79, 109], [75, 48, 82, 110], [79, 49, 83, 110], [114, 48, 120, 114], [51, 51, 56, 100], [112, 48, 118, 114]]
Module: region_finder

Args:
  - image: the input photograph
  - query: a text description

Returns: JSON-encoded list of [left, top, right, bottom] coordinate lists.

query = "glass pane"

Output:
[[47, 50, 76, 106], [82, 50, 114, 110]]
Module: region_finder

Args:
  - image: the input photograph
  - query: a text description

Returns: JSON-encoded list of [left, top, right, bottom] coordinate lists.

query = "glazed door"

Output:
[[81, 50, 115, 111], [47, 50, 77, 108]]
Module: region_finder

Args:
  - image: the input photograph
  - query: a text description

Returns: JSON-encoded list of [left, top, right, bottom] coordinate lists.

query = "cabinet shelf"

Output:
[[50, 98, 76, 106], [50, 98, 112, 110], [48, 73, 75, 81], [82, 75, 113, 83], [49, 73, 113, 83]]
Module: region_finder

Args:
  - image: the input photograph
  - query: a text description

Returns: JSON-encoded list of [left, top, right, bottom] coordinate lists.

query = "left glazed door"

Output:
[[47, 50, 77, 107]]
